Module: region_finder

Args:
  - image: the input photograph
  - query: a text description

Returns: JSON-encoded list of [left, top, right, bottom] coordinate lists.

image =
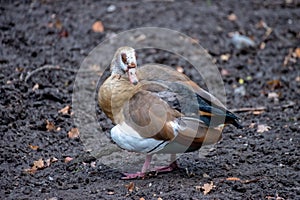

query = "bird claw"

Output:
[[121, 172, 146, 180], [153, 161, 179, 173]]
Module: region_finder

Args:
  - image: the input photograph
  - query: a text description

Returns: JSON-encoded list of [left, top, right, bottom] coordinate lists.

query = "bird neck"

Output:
[[110, 56, 125, 76]]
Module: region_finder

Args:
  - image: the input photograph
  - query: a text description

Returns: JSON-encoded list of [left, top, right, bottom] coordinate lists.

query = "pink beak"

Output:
[[127, 68, 138, 85]]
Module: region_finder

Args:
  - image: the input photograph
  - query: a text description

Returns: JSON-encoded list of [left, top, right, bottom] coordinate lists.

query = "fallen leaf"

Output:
[[195, 185, 202, 191], [227, 13, 237, 21], [107, 4, 116, 12], [32, 83, 39, 91], [91, 161, 96, 168], [55, 19, 63, 30], [46, 158, 51, 167], [294, 47, 300, 58], [46, 120, 56, 131], [64, 157, 73, 163], [257, 124, 271, 133], [58, 105, 70, 115], [68, 128, 80, 138], [252, 110, 264, 115], [29, 144, 39, 150], [139, 198, 145, 200], [107, 191, 114, 195], [201, 181, 214, 195], [256, 20, 266, 29], [92, 21, 104, 33], [125, 182, 135, 192], [249, 123, 256, 128], [51, 157, 58, 163], [267, 79, 281, 90], [221, 69, 230, 76], [260, 42, 266, 50], [34, 158, 44, 169], [226, 177, 241, 181], [24, 167, 37, 174], [176, 66, 184, 73], [135, 34, 146, 42], [59, 29, 69, 37], [283, 48, 294, 66], [267, 92, 279, 99], [220, 53, 230, 61]]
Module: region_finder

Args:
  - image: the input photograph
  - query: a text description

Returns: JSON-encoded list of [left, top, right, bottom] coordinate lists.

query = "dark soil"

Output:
[[1, 0, 299, 199]]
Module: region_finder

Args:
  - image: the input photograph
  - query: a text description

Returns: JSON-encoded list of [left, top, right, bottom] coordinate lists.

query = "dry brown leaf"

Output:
[[29, 144, 39, 150], [64, 157, 73, 163], [176, 66, 184, 73], [267, 79, 281, 90], [260, 42, 266, 50], [257, 124, 271, 133], [267, 92, 279, 99], [201, 181, 214, 195], [107, 191, 114, 195], [256, 20, 266, 29], [226, 177, 241, 181], [249, 123, 256, 129], [220, 53, 230, 61], [24, 167, 37, 174], [46, 120, 56, 131], [46, 158, 51, 167], [59, 30, 69, 37], [24, 158, 46, 174], [92, 21, 104, 33], [125, 182, 135, 192], [221, 69, 230, 76], [252, 110, 264, 115], [227, 13, 237, 21], [195, 185, 202, 191], [32, 83, 39, 91], [51, 157, 58, 163], [294, 47, 300, 58], [68, 127, 80, 138], [55, 19, 63, 30], [34, 158, 44, 169], [58, 105, 70, 115]]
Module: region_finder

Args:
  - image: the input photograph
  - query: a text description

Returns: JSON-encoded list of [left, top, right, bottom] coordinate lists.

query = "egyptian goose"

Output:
[[98, 47, 242, 179]]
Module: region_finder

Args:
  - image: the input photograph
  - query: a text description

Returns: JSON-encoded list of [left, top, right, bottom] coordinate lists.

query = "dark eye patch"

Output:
[[121, 53, 127, 64]]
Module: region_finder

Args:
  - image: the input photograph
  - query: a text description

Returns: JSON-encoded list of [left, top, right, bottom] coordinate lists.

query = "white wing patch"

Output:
[[111, 122, 169, 153]]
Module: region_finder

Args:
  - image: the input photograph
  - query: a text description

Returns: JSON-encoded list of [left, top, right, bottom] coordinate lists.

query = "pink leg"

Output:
[[153, 154, 179, 173], [122, 154, 152, 180]]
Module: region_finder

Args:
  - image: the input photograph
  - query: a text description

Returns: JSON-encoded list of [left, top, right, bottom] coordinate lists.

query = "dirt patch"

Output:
[[1, 1, 299, 199]]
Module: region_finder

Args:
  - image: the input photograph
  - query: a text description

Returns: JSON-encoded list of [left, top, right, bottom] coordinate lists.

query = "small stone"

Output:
[[234, 85, 246, 96], [107, 5, 116, 12]]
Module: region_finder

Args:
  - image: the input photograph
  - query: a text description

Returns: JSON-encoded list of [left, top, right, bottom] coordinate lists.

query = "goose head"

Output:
[[110, 46, 138, 85]]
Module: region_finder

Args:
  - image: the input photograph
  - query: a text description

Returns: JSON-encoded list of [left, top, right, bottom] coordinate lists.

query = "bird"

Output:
[[98, 46, 242, 179]]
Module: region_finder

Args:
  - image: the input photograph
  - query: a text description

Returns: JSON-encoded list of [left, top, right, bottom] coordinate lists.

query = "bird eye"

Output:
[[121, 53, 127, 64]]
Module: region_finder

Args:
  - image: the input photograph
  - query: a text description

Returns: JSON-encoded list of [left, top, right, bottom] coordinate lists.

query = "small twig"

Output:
[[230, 106, 266, 113], [283, 48, 294, 67], [25, 65, 74, 82], [24, 64, 101, 82]]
